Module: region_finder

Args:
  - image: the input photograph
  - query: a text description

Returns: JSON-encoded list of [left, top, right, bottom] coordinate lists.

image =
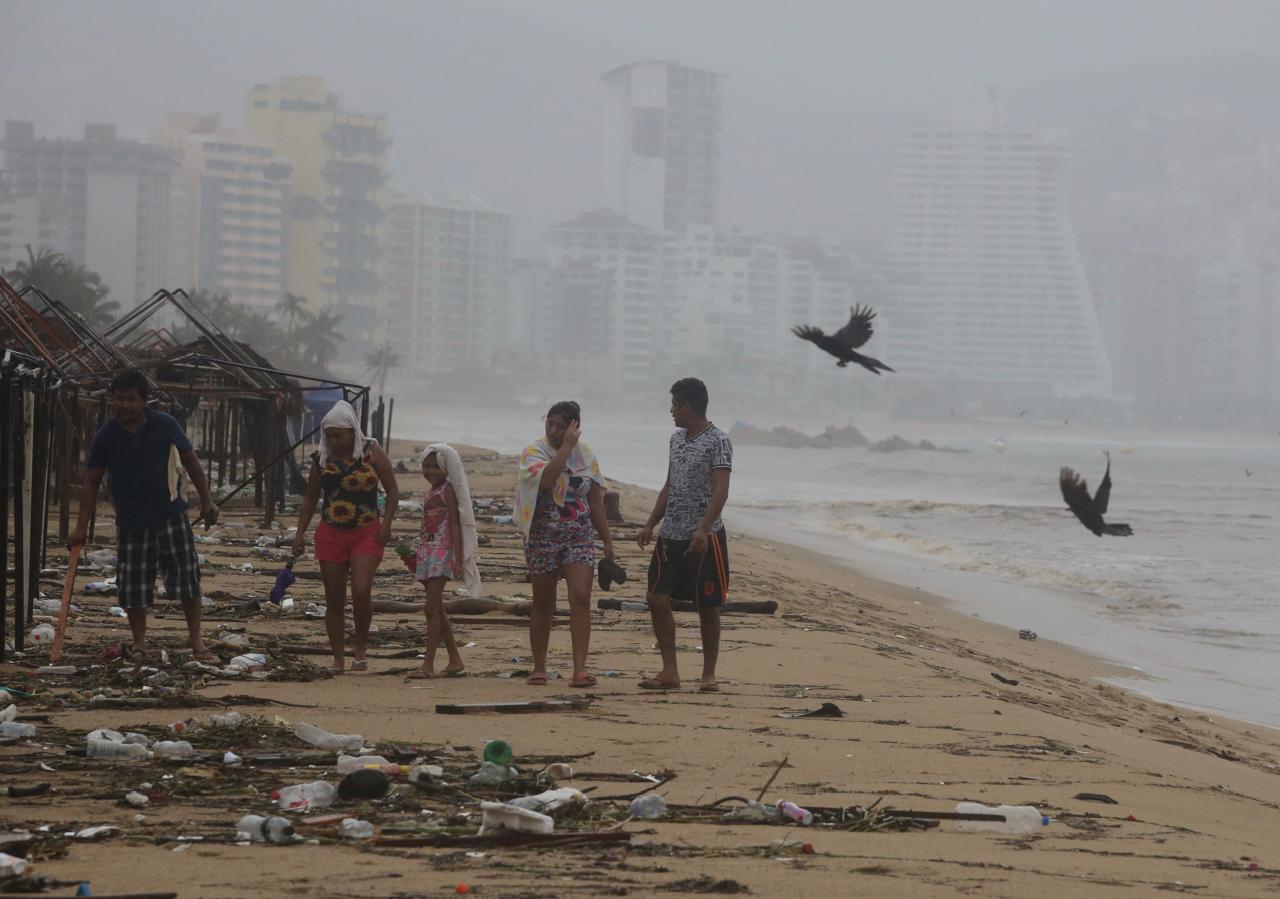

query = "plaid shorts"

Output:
[[524, 513, 594, 577], [116, 513, 202, 609]]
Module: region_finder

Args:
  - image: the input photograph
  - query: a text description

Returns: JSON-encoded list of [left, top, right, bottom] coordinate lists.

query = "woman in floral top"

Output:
[[292, 401, 398, 674]]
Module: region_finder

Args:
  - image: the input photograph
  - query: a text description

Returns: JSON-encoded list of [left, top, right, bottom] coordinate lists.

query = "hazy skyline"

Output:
[[5, 0, 1280, 248]]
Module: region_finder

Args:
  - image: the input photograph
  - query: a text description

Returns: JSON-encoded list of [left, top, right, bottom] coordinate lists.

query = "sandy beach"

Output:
[[3, 440, 1279, 898]]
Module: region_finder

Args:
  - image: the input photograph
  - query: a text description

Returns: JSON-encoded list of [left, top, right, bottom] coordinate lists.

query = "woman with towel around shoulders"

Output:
[[516, 401, 615, 688], [292, 400, 398, 674]]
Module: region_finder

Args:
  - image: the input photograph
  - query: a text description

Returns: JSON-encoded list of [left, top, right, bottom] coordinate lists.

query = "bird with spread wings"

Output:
[[1059, 451, 1134, 537], [792, 304, 895, 375]]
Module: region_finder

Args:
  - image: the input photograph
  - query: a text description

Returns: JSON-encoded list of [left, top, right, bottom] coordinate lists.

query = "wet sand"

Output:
[[2, 441, 1278, 898]]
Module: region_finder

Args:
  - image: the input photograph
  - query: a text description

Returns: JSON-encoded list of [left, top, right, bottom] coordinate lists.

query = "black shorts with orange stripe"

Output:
[[646, 530, 729, 608]]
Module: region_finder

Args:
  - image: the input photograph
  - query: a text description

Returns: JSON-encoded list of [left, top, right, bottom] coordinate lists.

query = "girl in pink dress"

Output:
[[408, 449, 465, 678]]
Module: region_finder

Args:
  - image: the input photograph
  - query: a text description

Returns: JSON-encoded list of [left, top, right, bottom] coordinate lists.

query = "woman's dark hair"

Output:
[[670, 377, 708, 416], [110, 369, 150, 399], [545, 400, 581, 425]]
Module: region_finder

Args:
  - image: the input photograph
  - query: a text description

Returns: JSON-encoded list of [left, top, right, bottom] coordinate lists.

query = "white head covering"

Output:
[[422, 443, 482, 598], [318, 400, 376, 466]]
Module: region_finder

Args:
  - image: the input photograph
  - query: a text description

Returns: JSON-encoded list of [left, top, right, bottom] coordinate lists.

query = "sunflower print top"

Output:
[[312, 450, 381, 530]]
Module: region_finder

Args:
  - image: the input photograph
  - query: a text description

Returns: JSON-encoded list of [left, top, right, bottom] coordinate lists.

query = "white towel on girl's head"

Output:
[[423, 443, 482, 597], [319, 400, 376, 466]]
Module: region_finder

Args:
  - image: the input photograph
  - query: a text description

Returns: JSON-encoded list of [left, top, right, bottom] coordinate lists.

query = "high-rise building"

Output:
[[0, 120, 184, 305], [890, 119, 1112, 396], [602, 61, 722, 233], [385, 193, 511, 381], [152, 115, 292, 312], [245, 76, 388, 334]]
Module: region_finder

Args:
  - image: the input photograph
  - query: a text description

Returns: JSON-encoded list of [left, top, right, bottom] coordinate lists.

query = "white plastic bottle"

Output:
[[209, 711, 242, 729], [295, 722, 363, 753], [336, 753, 398, 775], [236, 814, 295, 844], [508, 787, 589, 814], [776, 800, 814, 825], [953, 802, 1049, 834], [628, 794, 668, 819], [339, 818, 375, 839], [86, 728, 152, 759], [0, 852, 29, 878], [277, 780, 336, 812], [0, 721, 36, 739], [152, 740, 195, 759]]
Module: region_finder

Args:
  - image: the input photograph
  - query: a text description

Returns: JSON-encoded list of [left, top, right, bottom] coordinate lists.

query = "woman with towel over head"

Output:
[[516, 401, 615, 688], [292, 400, 398, 674]]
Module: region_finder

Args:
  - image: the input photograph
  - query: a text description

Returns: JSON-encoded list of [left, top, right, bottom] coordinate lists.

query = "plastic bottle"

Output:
[[208, 711, 242, 729], [543, 763, 574, 780], [508, 787, 589, 814], [482, 739, 513, 766], [479, 801, 554, 835], [152, 740, 195, 759], [336, 753, 399, 776], [339, 818, 375, 839], [468, 761, 514, 786], [277, 780, 336, 812], [27, 623, 55, 645], [295, 722, 363, 753], [85, 728, 152, 759], [0, 851, 29, 878], [0, 721, 36, 739], [953, 802, 1049, 834], [236, 814, 295, 844], [228, 653, 267, 671], [777, 800, 814, 826], [628, 794, 668, 819], [0, 704, 15, 722], [408, 764, 444, 785]]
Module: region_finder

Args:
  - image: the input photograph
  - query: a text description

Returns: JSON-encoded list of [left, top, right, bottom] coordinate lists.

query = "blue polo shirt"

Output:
[[87, 410, 192, 530]]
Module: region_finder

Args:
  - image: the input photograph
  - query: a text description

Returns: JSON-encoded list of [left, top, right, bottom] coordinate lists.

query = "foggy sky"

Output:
[[3, 0, 1279, 249]]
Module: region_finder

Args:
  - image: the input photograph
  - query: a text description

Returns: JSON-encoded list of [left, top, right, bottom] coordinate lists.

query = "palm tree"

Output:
[[6, 246, 120, 328], [363, 341, 403, 395], [275, 291, 309, 335], [298, 309, 344, 367]]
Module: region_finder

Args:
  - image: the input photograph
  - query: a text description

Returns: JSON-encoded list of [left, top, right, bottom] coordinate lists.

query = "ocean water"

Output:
[[401, 408, 1280, 728]]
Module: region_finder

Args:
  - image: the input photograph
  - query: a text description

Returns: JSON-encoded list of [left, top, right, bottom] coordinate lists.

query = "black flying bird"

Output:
[[792, 305, 894, 375], [1059, 452, 1133, 537]]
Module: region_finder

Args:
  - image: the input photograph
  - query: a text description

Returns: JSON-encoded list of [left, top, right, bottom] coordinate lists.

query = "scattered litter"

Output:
[[0, 852, 28, 878], [954, 802, 1048, 834], [228, 653, 268, 671], [1075, 792, 1118, 804], [85, 728, 152, 760], [236, 814, 295, 844], [1019, 629, 1037, 641], [6, 782, 50, 798], [339, 818, 375, 840], [777, 800, 814, 825], [277, 780, 335, 812], [479, 801, 552, 834], [990, 673, 1020, 686], [508, 787, 588, 814], [0, 721, 36, 739], [86, 579, 118, 595], [75, 825, 123, 840], [338, 769, 390, 801], [27, 624, 55, 645], [469, 761, 516, 786], [628, 794, 668, 819], [124, 791, 149, 807], [780, 702, 845, 719], [295, 722, 362, 752]]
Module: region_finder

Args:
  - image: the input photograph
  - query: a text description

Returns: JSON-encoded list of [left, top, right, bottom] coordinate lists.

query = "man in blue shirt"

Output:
[[69, 370, 220, 660]]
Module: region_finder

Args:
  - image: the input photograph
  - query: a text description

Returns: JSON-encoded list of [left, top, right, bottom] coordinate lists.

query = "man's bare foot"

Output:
[[698, 681, 721, 693], [526, 671, 549, 685], [441, 663, 466, 678]]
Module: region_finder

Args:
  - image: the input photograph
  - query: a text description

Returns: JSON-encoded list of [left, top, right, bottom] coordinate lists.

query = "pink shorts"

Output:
[[314, 520, 385, 564]]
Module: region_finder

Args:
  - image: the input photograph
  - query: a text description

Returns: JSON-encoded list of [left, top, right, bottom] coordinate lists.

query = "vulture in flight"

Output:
[[1059, 452, 1133, 537], [792, 305, 894, 375]]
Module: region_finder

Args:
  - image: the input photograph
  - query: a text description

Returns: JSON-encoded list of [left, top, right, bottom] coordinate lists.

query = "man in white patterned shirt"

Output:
[[637, 378, 733, 692]]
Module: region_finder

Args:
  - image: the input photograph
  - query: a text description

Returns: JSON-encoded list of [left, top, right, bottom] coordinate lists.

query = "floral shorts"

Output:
[[524, 514, 594, 576]]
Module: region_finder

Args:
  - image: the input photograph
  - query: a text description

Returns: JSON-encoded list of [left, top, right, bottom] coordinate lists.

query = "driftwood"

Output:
[[435, 698, 591, 715], [596, 598, 778, 615], [377, 830, 629, 849], [371, 597, 536, 616]]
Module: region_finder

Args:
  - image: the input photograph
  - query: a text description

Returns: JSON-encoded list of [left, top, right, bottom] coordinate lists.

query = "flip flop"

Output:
[[569, 674, 598, 688], [440, 669, 466, 678], [351, 659, 369, 671], [525, 672, 549, 686], [192, 651, 219, 664], [324, 665, 345, 675], [597, 558, 628, 591], [639, 678, 680, 691], [407, 669, 434, 680], [698, 682, 721, 693]]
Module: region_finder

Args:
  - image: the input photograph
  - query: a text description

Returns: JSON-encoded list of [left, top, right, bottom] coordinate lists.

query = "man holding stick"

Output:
[[69, 370, 219, 660], [637, 378, 733, 692]]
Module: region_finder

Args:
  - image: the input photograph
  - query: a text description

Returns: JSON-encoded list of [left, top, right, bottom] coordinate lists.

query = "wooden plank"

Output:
[[435, 698, 591, 715], [596, 598, 778, 614], [49, 543, 80, 663], [376, 830, 628, 849]]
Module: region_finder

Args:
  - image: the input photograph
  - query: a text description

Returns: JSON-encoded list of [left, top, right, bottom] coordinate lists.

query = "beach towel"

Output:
[[515, 437, 603, 541], [423, 443, 482, 597]]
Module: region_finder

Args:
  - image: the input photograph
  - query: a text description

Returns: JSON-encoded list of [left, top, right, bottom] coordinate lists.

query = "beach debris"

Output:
[[86, 728, 152, 759], [336, 754, 399, 776], [75, 825, 124, 840], [86, 548, 118, 567], [338, 768, 391, 801], [436, 698, 591, 715], [777, 800, 814, 825], [0, 721, 36, 739], [378, 831, 630, 850], [479, 801, 554, 834], [953, 802, 1049, 834], [779, 702, 845, 719], [508, 787, 589, 814], [124, 790, 150, 807], [277, 780, 335, 812], [628, 794, 668, 819], [1019, 629, 1038, 641], [86, 579, 118, 595], [1075, 792, 1119, 804], [596, 597, 778, 615], [27, 623, 55, 645], [542, 762, 574, 780], [295, 722, 363, 752], [236, 814, 296, 844], [991, 673, 1020, 686], [340, 818, 376, 840], [7, 782, 50, 798], [469, 762, 516, 786], [483, 739, 513, 766], [0, 852, 28, 878]]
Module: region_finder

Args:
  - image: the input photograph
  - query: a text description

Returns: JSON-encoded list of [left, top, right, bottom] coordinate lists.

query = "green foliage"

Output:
[[176, 289, 343, 379], [362, 340, 402, 394], [4, 246, 121, 328]]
